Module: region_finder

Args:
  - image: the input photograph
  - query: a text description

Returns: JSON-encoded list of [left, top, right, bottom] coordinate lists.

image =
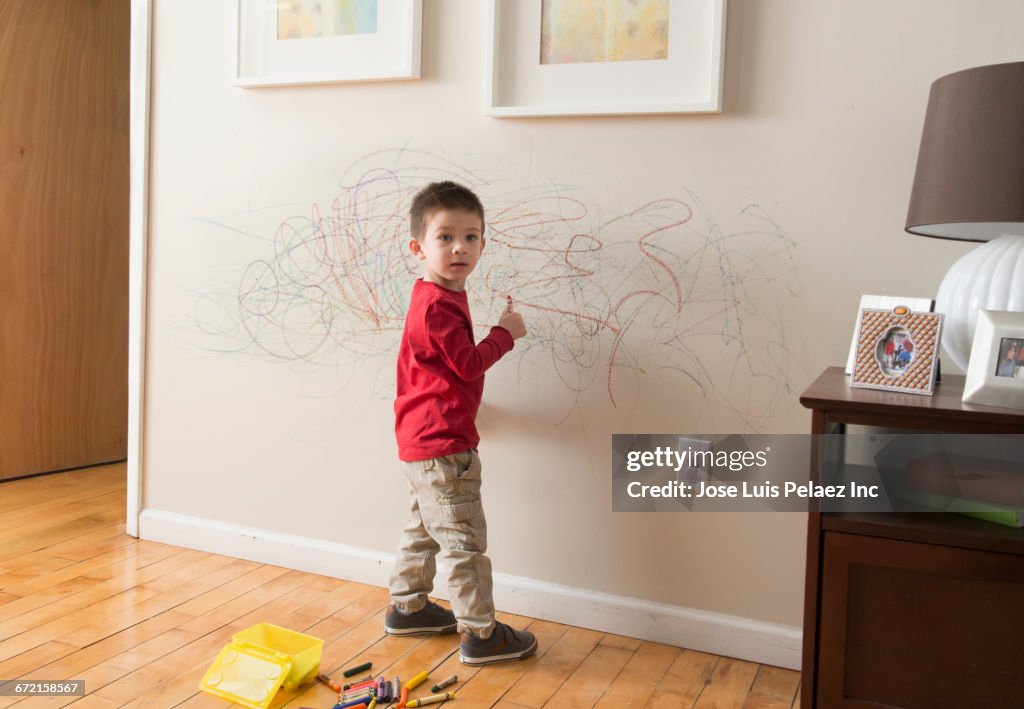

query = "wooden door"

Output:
[[0, 0, 130, 480]]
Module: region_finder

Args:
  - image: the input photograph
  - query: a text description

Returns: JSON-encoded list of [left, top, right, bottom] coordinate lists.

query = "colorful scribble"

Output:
[[191, 149, 801, 427]]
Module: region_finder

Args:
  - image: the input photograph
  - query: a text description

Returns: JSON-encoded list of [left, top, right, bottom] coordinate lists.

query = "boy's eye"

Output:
[[466, 234, 478, 241], [439, 234, 451, 241]]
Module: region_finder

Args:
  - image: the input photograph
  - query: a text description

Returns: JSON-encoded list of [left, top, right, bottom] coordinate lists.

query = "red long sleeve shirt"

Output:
[[395, 279, 514, 461]]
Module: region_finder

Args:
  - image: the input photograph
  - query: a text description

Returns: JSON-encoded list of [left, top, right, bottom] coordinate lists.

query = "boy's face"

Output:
[[411, 208, 485, 291]]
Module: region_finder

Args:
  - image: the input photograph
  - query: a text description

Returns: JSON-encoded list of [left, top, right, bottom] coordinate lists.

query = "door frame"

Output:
[[127, 0, 152, 537]]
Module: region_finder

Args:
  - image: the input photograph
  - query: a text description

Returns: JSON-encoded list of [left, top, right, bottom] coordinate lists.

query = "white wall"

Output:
[[141, 0, 1024, 668]]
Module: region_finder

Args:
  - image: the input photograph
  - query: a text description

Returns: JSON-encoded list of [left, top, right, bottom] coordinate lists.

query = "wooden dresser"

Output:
[[799, 367, 1024, 708]]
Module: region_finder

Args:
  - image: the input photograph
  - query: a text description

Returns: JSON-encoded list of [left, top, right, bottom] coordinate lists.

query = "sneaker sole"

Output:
[[384, 624, 457, 636], [459, 638, 538, 665]]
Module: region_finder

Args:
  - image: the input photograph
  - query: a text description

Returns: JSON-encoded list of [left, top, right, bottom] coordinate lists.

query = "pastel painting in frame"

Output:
[[486, 0, 727, 116], [963, 310, 1024, 409], [234, 0, 422, 87]]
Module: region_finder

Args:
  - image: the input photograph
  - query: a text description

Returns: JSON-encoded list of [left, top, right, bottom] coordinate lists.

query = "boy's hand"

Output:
[[499, 295, 527, 340]]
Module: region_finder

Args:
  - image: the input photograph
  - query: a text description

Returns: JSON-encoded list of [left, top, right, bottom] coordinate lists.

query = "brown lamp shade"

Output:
[[906, 61, 1024, 241]]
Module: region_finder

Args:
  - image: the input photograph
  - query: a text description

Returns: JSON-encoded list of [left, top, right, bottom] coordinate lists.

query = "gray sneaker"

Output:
[[459, 622, 538, 665], [384, 601, 457, 636]]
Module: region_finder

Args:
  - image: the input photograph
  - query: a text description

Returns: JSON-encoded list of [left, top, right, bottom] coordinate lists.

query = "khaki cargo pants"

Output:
[[389, 449, 496, 638]]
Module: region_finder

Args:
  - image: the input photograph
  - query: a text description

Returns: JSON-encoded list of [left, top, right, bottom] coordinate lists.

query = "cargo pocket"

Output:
[[439, 493, 482, 524], [438, 492, 486, 552]]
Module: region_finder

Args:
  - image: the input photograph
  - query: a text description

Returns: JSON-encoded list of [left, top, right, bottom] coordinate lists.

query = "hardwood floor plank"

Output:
[[443, 618, 567, 707], [171, 564, 290, 618], [60, 557, 261, 648], [550, 641, 635, 708], [0, 612, 196, 709], [1, 540, 173, 596], [501, 627, 604, 707], [694, 658, 760, 709], [0, 546, 199, 641], [0, 526, 131, 576], [0, 509, 126, 561], [742, 665, 800, 708], [594, 641, 681, 708], [650, 648, 720, 706], [0, 492, 125, 544], [0, 466, 801, 708]]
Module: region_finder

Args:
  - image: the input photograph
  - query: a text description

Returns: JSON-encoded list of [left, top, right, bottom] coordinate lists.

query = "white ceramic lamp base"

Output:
[[935, 233, 1024, 371]]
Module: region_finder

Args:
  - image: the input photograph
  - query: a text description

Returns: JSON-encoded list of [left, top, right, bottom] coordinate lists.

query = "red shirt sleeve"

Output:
[[426, 298, 514, 380]]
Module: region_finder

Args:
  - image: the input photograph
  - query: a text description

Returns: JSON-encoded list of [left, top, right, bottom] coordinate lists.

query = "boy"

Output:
[[385, 181, 538, 665]]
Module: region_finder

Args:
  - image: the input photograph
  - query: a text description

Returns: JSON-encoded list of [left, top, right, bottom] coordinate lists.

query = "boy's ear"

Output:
[[409, 238, 424, 258]]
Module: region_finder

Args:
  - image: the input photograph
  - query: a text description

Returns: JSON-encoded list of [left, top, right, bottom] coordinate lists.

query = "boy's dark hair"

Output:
[[409, 181, 485, 241]]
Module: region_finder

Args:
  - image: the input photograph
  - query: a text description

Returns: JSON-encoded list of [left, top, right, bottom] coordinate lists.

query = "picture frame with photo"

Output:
[[962, 310, 1024, 408], [233, 0, 422, 87], [851, 306, 943, 395], [845, 294, 935, 375], [485, 0, 727, 116]]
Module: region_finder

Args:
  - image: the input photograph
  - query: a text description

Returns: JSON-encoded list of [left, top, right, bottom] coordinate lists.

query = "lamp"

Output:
[[905, 61, 1024, 371]]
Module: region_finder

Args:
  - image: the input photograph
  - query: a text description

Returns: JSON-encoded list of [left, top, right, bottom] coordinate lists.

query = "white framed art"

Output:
[[485, 0, 727, 117], [233, 0, 422, 87], [962, 310, 1024, 409]]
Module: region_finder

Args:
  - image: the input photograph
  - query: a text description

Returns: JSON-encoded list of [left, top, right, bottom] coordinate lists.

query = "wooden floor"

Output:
[[0, 464, 801, 708]]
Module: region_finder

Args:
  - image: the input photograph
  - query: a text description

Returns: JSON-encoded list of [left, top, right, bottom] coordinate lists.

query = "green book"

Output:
[[890, 485, 1024, 528]]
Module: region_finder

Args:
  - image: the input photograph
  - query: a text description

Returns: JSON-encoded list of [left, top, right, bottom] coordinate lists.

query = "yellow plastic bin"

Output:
[[198, 624, 323, 709], [232, 623, 323, 689]]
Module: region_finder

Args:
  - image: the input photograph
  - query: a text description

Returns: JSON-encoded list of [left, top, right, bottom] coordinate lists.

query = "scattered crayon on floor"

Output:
[[318, 673, 343, 692], [406, 691, 457, 707], [430, 675, 457, 693], [343, 661, 373, 677], [405, 671, 429, 690]]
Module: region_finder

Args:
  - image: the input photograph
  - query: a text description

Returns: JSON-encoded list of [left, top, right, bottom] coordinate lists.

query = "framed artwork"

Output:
[[962, 310, 1024, 408], [485, 0, 727, 117], [851, 306, 943, 396], [845, 294, 934, 374], [233, 0, 422, 87]]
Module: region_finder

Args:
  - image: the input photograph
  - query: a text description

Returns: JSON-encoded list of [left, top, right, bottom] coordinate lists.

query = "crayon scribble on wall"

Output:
[[191, 149, 801, 428]]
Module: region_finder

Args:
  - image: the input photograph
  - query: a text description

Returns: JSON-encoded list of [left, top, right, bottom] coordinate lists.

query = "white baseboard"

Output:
[[139, 509, 801, 669]]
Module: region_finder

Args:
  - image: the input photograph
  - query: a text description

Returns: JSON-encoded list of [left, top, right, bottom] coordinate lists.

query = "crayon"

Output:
[[343, 681, 376, 695], [406, 692, 457, 707], [343, 661, 373, 678], [318, 673, 343, 693], [345, 677, 376, 691], [405, 671, 430, 690], [335, 698, 369, 709], [367, 699, 378, 709], [341, 689, 374, 702], [430, 675, 457, 693], [392, 678, 401, 699], [376, 677, 389, 701], [397, 686, 409, 708]]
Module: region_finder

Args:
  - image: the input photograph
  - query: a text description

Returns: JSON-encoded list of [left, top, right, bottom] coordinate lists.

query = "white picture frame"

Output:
[[485, 0, 727, 117], [962, 310, 1024, 409], [233, 0, 422, 88]]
